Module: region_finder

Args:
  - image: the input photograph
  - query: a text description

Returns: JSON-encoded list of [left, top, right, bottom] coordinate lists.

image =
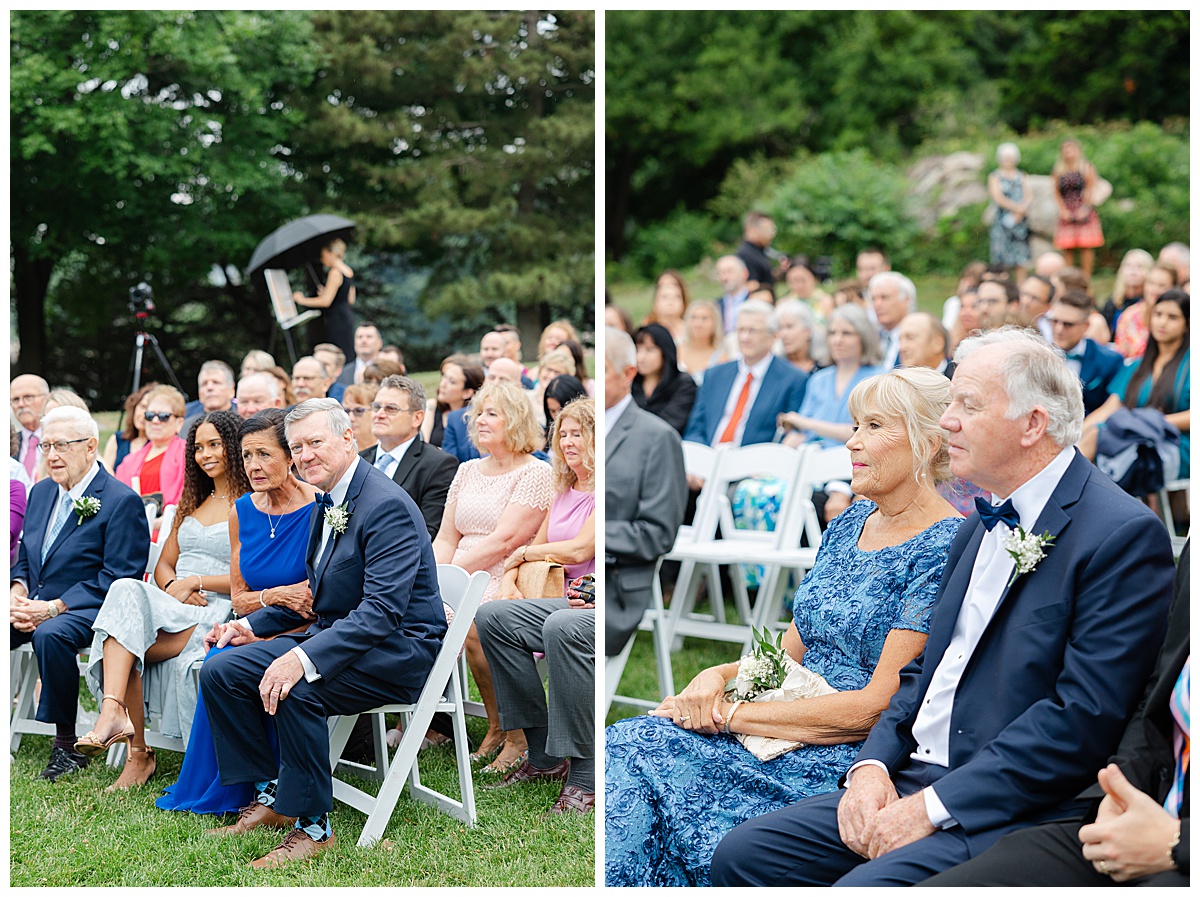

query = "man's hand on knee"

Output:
[[864, 791, 936, 859], [837, 765, 899, 857], [259, 651, 305, 716]]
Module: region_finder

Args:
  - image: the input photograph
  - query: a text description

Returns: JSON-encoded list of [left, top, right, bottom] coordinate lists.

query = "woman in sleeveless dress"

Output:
[[987, 142, 1032, 279], [605, 368, 964, 887], [78, 411, 250, 790], [433, 380, 554, 764], [1052, 138, 1105, 279], [156, 409, 317, 815], [293, 237, 356, 362]]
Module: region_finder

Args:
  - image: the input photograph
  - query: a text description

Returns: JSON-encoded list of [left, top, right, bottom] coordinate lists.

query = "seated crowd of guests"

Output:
[[9, 318, 597, 866], [603, 220, 1189, 887]]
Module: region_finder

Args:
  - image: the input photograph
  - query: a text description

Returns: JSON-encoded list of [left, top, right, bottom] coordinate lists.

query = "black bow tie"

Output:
[[974, 497, 1020, 532], [316, 492, 334, 510]]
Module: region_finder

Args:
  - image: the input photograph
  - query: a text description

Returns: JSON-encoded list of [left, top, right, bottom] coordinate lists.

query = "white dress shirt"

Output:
[[880, 327, 901, 369], [605, 393, 634, 438], [850, 446, 1076, 828], [710, 353, 773, 448], [1062, 337, 1089, 378], [373, 436, 415, 479]]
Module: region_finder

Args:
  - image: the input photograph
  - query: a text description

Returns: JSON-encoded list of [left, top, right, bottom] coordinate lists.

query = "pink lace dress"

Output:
[[446, 457, 554, 600]]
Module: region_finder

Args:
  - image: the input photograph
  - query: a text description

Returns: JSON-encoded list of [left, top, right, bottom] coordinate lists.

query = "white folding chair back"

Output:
[[327, 564, 489, 845], [666, 442, 814, 650], [10, 645, 95, 753], [144, 504, 177, 577]]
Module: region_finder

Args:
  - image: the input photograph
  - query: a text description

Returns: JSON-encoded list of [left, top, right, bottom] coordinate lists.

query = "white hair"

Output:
[[774, 298, 829, 365], [868, 271, 917, 307], [736, 298, 780, 334], [996, 142, 1020, 164], [199, 359, 235, 386], [239, 371, 279, 399], [954, 327, 1084, 447], [285, 397, 352, 440], [605, 326, 636, 369], [41, 405, 99, 441], [718, 254, 749, 275]]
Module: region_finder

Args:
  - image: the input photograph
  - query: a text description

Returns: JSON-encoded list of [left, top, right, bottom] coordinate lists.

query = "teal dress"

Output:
[[604, 500, 962, 886], [156, 495, 313, 815], [1107, 350, 1190, 476]]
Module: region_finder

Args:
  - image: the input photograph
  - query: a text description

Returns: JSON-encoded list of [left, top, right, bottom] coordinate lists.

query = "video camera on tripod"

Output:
[[127, 282, 156, 317]]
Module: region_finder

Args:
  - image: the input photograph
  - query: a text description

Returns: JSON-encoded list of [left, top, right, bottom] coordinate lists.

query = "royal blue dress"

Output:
[[156, 494, 313, 815], [604, 499, 962, 886]]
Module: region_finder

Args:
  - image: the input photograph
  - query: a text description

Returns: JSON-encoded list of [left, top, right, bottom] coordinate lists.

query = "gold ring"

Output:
[[1097, 860, 1111, 876]]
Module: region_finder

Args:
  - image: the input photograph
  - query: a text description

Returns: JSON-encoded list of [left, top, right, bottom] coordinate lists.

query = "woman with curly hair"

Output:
[[79, 410, 251, 790]]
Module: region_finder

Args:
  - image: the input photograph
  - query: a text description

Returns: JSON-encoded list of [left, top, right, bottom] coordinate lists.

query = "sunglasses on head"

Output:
[[144, 411, 175, 422]]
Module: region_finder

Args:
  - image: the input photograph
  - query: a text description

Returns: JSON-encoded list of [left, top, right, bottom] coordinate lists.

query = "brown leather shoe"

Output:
[[207, 801, 297, 837], [485, 756, 570, 789], [545, 782, 596, 816], [249, 829, 336, 869]]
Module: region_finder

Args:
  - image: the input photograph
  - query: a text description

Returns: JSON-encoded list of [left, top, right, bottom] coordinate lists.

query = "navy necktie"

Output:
[[974, 497, 1020, 532]]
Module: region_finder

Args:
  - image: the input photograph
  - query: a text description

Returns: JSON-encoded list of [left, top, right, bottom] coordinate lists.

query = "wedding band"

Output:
[[679, 715, 690, 722], [1097, 860, 1111, 876]]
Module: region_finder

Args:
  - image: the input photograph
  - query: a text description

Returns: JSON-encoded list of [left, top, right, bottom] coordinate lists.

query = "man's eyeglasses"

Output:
[[38, 438, 89, 455], [144, 411, 176, 422], [11, 393, 48, 406], [370, 402, 418, 417]]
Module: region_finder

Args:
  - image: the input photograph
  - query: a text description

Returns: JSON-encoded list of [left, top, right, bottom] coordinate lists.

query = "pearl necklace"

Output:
[[265, 481, 297, 540]]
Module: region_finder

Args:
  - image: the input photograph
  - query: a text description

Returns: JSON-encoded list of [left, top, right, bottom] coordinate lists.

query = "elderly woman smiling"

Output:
[[605, 367, 963, 887]]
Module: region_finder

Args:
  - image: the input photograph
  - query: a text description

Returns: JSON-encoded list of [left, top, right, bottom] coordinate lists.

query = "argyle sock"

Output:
[[565, 756, 594, 792], [297, 813, 333, 842], [255, 779, 278, 808], [53, 725, 78, 753]]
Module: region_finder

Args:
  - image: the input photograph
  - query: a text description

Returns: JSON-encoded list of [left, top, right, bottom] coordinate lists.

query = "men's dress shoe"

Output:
[[207, 801, 296, 836], [485, 756, 570, 789], [39, 746, 89, 782], [250, 829, 336, 869], [545, 783, 596, 816]]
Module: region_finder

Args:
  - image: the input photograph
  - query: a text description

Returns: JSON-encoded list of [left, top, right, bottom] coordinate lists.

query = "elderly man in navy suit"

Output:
[[201, 398, 446, 868], [683, 299, 807, 458], [711, 327, 1175, 886], [10, 406, 149, 781]]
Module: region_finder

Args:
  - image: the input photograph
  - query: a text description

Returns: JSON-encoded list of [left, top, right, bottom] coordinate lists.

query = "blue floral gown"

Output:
[[604, 499, 962, 887]]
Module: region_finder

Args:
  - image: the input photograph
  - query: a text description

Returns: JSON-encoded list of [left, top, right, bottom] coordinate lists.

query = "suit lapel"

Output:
[[393, 438, 421, 488], [304, 499, 323, 581], [605, 402, 638, 462], [924, 520, 986, 657], [43, 467, 106, 567], [312, 460, 368, 592]]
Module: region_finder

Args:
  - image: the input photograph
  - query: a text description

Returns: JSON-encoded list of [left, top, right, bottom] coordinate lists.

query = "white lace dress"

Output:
[[447, 457, 554, 600], [85, 517, 233, 741]]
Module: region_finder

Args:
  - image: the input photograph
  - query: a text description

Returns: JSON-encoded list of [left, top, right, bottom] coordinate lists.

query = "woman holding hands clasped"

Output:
[[605, 368, 963, 886]]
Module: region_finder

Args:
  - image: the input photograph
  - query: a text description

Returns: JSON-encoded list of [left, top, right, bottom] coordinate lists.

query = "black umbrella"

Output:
[[246, 213, 356, 277]]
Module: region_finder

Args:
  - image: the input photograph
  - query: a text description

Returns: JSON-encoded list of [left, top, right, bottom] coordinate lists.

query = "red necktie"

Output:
[[719, 372, 754, 444], [24, 434, 39, 476]]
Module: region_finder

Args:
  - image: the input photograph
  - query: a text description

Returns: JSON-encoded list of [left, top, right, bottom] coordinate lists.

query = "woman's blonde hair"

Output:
[[681, 300, 724, 351], [550, 397, 595, 493], [323, 238, 347, 259], [467, 380, 543, 455], [1111, 248, 1154, 305], [539, 319, 578, 354], [538, 347, 576, 378], [847, 368, 952, 486], [143, 384, 187, 417]]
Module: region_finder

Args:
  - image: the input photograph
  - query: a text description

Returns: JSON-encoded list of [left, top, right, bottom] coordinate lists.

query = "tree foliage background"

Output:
[[11, 10, 595, 407], [606, 10, 1189, 264]]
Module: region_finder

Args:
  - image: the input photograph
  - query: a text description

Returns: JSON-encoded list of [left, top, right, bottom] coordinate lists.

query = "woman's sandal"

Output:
[[105, 746, 156, 793], [469, 738, 505, 765], [482, 748, 527, 776], [74, 694, 136, 757]]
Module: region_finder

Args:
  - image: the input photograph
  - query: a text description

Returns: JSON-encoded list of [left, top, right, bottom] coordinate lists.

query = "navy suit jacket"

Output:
[[856, 450, 1175, 843], [683, 355, 808, 446], [359, 437, 458, 540], [249, 459, 447, 686], [441, 406, 481, 463], [13, 464, 149, 611], [1075, 339, 1125, 414]]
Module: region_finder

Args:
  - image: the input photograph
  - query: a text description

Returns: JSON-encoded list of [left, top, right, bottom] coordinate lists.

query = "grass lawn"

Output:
[[10, 711, 595, 886]]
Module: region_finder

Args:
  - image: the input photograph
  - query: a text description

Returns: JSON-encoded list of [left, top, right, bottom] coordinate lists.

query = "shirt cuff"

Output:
[[923, 785, 956, 829], [845, 759, 890, 783], [292, 646, 321, 682], [239, 617, 254, 635]]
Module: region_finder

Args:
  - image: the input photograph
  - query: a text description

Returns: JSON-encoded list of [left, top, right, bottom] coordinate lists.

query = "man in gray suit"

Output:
[[603, 326, 687, 657]]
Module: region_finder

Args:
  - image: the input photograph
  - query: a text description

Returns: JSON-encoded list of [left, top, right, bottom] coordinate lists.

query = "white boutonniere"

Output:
[[1003, 526, 1055, 587], [324, 501, 350, 536], [73, 496, 101, 526]]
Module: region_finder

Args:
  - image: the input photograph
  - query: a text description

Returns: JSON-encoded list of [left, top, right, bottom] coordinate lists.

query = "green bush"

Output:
[[622, 208, 734, 281]]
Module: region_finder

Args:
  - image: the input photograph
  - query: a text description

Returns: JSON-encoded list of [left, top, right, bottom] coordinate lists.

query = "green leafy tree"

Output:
[[287, 10, 596, 355], [11, 10, 319, 399]]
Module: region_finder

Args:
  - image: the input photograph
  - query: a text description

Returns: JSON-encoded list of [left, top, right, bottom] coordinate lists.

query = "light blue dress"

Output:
[[795, 364, 883, 448], [604, 499, 962, 887]]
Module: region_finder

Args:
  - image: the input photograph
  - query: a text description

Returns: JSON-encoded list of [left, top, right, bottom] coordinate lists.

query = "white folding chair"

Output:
[[607, 442, 726, 710], [10, 645, 95, 753], [144, 504, 177, 578], [666, 442, 813, 651], [327, 565, 489, 845], [1156, 478, 1189, 559]]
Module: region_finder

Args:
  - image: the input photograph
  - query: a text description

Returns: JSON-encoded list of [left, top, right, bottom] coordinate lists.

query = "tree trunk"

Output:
[[11, 244, 52, 375], [607, 145, 636, 260]]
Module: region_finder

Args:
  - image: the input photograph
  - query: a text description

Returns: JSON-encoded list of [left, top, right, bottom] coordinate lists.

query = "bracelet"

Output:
[[164, 579, 176, 591], [1167, 824, 1181, 868], [722, 700, 744, 735], [197, 575, 203, 592], [261, 588, 270, 608]]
